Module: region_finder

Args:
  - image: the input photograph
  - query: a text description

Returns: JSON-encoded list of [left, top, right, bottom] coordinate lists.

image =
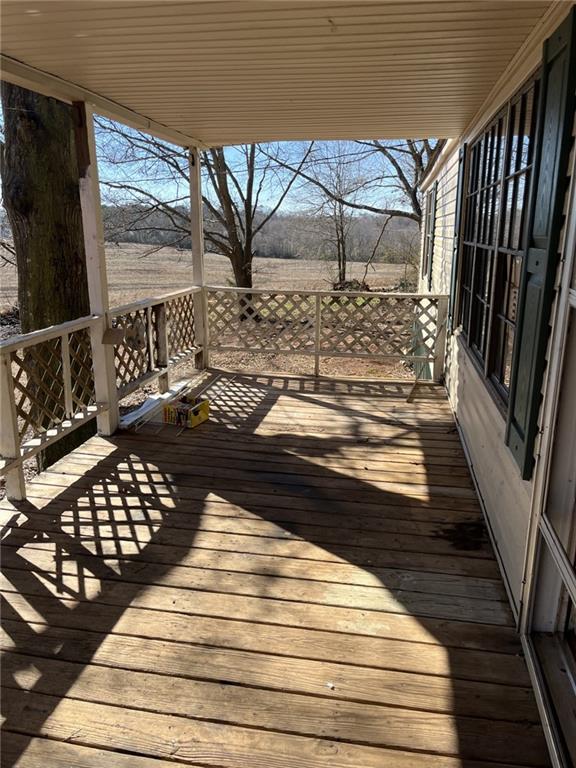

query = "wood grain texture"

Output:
[[0, 374, 550, 767]]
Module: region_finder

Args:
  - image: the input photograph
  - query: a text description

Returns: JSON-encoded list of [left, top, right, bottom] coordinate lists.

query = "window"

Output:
[[457, 75, 540, 404], [488, 80, 539, 399], [422, 183, 437, 290], [460, 109, 506, 362]]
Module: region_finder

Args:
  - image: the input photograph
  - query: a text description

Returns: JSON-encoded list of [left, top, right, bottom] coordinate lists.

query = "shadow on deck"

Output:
[[0, 371, 550, 767]]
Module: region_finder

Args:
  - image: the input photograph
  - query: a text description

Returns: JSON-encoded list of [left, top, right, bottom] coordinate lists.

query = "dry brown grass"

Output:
[[1, 243, 408, 311], [0, 243, 413, 406]]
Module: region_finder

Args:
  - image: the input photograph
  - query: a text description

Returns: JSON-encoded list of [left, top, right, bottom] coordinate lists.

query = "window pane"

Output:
[[510, 174, 526, 250], [564, 600, 576, 662], [492, 185, 501, 244], [502, 325, 515, 389], [470, 248, 493, 357], [533, 585, 576, 765], [521, 87, 535, 168], [496, 116, 506, 180], [509, 102, 522, 173], [502, 180, 515, 248], [490, 254, 522, 395]]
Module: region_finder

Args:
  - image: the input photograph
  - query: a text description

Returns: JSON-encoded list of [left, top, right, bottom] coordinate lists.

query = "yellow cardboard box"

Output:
[[163, 395, 209, 429]]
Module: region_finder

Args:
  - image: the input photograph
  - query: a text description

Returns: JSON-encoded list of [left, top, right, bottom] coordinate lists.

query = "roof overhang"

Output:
[[0, 1, 566, 147]]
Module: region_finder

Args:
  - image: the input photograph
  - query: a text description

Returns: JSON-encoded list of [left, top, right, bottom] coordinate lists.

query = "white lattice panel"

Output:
[[208, 291, 316, 352], [68, 328, 97, 413], [11, 337, 66, 440], [113, 308, 153, 390], [319, 295, 439, 359], [166, 294, 196, 357]]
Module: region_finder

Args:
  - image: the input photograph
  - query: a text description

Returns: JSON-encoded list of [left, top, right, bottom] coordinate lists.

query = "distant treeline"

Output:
[[101, 204, 419, 264]]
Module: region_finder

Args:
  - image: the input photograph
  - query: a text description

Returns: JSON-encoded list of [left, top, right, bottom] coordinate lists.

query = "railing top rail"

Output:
[[108, 286, 203, 317], [0, 314, 101, 355], [205, 285, 449, 301]]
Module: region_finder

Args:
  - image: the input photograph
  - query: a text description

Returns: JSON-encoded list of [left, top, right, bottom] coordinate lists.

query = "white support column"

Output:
[[74, 101, 119, 435], [0, 352, 26, 500], [189, 147, 209, 368]]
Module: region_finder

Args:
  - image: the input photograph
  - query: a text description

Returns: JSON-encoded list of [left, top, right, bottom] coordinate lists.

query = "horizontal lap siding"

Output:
[[430, 102, 576, 616], [420, 143, 531, 612], [446, 340, 532, 613]]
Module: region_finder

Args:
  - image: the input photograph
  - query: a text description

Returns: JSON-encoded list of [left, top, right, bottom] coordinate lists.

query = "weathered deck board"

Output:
[[0, 374, 550, 767]]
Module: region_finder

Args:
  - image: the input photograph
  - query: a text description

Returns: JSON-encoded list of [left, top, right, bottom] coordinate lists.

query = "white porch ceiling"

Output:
[[0, 1, 557, 146]]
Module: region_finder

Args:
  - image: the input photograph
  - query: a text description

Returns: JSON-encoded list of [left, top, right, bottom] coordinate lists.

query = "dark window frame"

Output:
[[487, 78, 540, 401], [422, 182, 437, 290], [456, 72, 541, 410]]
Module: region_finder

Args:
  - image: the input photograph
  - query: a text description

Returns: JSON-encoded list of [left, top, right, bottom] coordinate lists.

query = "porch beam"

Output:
[[74, 101, 119, 435], [189, 147, 209, 368], [1, 54, 206, 150]]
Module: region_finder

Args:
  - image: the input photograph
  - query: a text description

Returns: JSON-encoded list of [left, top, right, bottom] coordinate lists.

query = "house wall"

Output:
[[445, 337, 533, 611], [419, 142, 533, 613], [419, 2, 575, 615]]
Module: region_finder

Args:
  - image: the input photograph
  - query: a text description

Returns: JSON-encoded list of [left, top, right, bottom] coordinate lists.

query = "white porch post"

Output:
[[0, 353, 26, 500], [74, 101, 119, 435], [189, 147, 209, 368]]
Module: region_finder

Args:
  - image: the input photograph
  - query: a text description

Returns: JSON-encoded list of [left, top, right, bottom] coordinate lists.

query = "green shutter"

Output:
[[506, 7, 576, 480], [427, 181, 438, 291], [448, 144, 467, 332]]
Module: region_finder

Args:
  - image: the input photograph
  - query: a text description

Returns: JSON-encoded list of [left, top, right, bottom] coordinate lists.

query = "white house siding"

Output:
[[422, 75, 576, 616], [419, 142, 531, 613], [445, 338, 532, 612]]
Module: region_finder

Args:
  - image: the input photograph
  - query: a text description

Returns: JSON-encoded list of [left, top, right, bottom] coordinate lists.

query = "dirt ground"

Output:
[[0, 243, 408, 312]]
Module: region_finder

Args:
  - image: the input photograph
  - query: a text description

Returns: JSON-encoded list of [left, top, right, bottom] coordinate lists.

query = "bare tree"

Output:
[[304, 142, 369, 287], [96, 119, 313, 288], [264, 139, 446, 227], [1, 83, 94, 467]]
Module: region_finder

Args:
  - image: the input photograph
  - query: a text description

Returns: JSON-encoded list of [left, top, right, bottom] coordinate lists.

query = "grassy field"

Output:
[[0, 243, 408, 312]]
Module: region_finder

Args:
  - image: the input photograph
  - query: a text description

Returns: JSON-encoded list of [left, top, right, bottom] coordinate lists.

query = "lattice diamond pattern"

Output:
[[11, 337, 66, 440], [319, 295, 438, 358], [68, 328, 96, 413], [208, 291, 315, 352], [166, 294, 196, 357], [113, 309, 152, 390]]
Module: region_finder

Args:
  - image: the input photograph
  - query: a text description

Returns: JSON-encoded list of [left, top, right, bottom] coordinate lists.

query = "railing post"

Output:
[[189, 147, 209, 368], [0, 352, 26, 500], [61, 333, 74, 419], [314, 294, 321, 377], [434, 296, 449, 383], [74, 101, 119, 435], [155, 303, 170, 393]]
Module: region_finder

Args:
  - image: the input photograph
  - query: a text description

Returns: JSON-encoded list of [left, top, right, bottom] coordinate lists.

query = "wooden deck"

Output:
[[0, 373, 550, 768]]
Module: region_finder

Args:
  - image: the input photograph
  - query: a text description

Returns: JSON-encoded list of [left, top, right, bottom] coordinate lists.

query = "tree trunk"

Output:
[[1, 83, 95, 469], [230, 245, 253, 289], [229, 243, 255, 322]]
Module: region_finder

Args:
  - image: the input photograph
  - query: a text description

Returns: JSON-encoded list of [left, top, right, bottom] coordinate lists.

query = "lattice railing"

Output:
[[207, 287, 448, 377], [0, 315, 104, 487], [1, 287, 204, 499], [165, 292, 197, 362], [1, 284, 446, 501], [208, 290, 316, 353], [112, 307, 153, 392], [318, 294, 440, 358], [109, 287, 202, 397]]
